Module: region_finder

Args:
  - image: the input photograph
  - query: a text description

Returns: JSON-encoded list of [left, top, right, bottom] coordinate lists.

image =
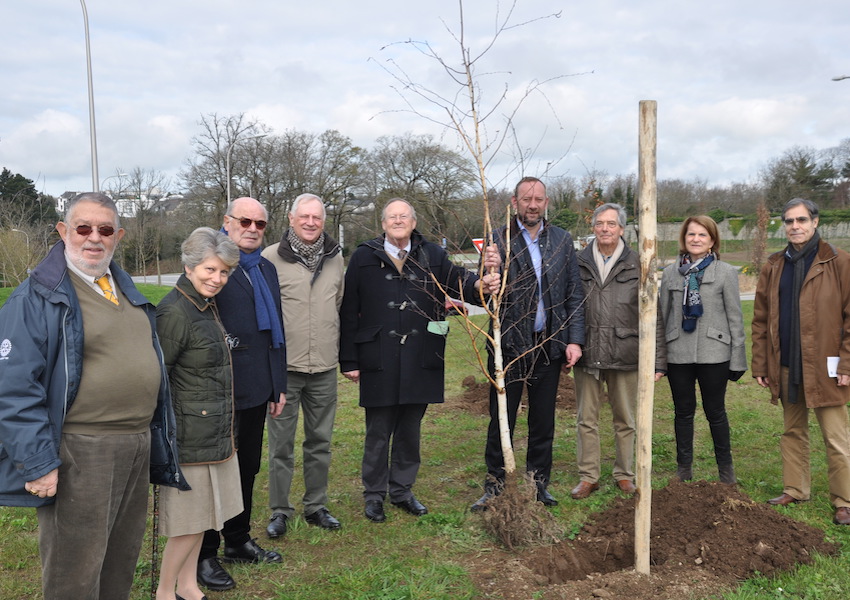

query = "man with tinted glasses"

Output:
[[752, 197, 850, 526], [0, 193, 185, 600], [196, 196, 288, 591]]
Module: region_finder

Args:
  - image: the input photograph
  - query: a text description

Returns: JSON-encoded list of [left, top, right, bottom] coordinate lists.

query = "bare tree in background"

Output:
[[180, 113, 267, 221], [113, 167, 170, 279]]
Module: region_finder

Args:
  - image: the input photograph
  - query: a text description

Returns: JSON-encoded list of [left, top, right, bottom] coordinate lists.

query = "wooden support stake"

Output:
[[635, 100, 658, 575]]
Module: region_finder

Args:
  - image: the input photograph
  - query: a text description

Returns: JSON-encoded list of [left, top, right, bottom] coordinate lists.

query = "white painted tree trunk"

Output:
[[491, 315, 516, 474]]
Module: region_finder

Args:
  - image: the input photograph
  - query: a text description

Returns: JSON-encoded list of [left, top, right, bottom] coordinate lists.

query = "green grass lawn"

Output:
[[1, 291, 849, 599]]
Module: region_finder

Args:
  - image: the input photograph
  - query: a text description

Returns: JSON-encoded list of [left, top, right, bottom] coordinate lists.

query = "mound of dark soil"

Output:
[[449, 373, 578, 415], [469, 480, 838, 600]]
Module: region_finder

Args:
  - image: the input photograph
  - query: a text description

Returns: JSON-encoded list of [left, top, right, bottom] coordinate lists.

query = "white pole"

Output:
[[80, 0, 99, 192]]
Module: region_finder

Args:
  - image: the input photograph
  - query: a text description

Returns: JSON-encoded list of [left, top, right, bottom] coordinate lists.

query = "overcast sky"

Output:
[[2, 0, 847, 198]]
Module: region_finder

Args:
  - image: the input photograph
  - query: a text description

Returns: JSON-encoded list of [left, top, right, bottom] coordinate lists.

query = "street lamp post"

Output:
[[226, 134, 266, 205], [80, 0, 99, 192], [101, 173, 128, 192]]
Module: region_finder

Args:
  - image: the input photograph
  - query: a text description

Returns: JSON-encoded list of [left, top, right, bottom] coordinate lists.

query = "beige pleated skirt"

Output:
[[157, 453, 243, 537]]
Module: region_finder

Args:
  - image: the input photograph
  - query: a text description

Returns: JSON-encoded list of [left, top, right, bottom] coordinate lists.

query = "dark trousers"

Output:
[[201, 401, 268, 558], [362, 404, 428, 503], [484, 348, 564, 487], [667, 362, 733, 466]]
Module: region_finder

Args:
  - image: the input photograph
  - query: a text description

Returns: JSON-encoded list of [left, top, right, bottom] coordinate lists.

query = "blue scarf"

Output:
[[239, 248, 285, 348], [678, 252, 714, 333]]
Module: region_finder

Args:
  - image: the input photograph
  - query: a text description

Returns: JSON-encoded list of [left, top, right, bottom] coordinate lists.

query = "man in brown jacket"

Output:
[[752, 197, 850, 525]]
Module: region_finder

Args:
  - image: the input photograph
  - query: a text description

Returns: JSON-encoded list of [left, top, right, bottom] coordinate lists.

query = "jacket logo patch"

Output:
[[0, 339, 10, 360]]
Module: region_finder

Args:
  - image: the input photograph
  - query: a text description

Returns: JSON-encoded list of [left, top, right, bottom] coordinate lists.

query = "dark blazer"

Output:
[[215, 256, 287, 410], [492, 219, 585, 361]]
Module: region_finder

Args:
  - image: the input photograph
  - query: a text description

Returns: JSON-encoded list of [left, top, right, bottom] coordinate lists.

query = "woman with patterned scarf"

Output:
[[659, 216, 747, 485]]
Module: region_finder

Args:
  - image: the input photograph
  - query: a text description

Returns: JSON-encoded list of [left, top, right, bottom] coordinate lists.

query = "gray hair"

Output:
[[381, 198, 417, 222], [290, 193, 326, 220], [181, 227, 240, 269], [592, 203, 627, 228], [782, 197, 819, 221], [64, 192, 121, 227]]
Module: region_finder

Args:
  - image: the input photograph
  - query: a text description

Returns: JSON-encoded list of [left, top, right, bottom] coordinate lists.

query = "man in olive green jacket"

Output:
[[572, 203, 666, 500]]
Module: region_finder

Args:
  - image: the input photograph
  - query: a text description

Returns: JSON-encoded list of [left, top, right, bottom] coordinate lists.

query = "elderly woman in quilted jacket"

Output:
[[154, 228, 242, 600]]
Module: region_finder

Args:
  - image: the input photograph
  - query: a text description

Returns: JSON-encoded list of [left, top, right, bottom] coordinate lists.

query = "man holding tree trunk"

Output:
[[472, 176, 585, 511]]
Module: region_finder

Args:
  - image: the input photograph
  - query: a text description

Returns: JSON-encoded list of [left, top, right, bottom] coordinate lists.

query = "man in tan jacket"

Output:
[[263, 193, 345, 534], [752, 197, 850, 525]]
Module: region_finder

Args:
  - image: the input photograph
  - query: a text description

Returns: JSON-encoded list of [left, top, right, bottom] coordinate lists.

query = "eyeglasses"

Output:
[[783, 216, 811, 226], [228, 215, 267, 230], [73, 224, 116, 237]]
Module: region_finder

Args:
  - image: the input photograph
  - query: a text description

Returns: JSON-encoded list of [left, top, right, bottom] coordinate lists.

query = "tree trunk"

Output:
[[491, 314, 515, 474]]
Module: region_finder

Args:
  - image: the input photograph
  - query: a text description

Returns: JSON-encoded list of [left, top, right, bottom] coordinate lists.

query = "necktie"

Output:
[[95, 275, 119, 305], [398, 249, 408, 260]]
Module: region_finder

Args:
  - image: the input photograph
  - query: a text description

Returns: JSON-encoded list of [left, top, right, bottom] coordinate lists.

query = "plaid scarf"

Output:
[[287, 228, 325, 273]]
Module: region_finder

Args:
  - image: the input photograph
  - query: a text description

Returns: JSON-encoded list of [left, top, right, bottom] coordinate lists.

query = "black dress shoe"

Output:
[[223, 538, 282, 564], [391, 496, 428, 516], [305, 507, 342, 530], [176, 595, 207, 600], [364, 500, 386, 522], [197, 557, 236, 591], [536, 485, 558, 506], [470, 490, 496, 513], [266, 512, 289, 538]]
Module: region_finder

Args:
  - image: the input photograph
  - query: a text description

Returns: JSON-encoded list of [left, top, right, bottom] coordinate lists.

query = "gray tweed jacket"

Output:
[[659, 258, 747, 371]]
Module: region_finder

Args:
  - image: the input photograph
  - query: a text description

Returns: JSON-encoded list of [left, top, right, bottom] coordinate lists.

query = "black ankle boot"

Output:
[[718, 463, 736, 485]]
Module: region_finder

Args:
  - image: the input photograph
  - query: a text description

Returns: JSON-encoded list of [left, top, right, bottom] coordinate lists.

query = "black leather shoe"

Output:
[[197, 557, 236, 591], [470, 490, 496, 512], [364, 500, 386, 522], [391, 496, 428, 516], [176, 596, 207, 600], [305, 507, 342, 530], [266, 512, 289, 538], [536, 485, 559, 506], [223, 539, 282, 564]]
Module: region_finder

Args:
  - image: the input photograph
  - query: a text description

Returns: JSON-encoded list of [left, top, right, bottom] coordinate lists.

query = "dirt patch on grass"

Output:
[[447, 373, 578, 415], [468, 480, 838, 599]]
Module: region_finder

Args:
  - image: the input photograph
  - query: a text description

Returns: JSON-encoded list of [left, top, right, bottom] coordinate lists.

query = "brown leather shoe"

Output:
[[767, 493, 803, 506], [834, 507, 850, 525], [570, 481, 599, 500], [617, 480, 636, 495]]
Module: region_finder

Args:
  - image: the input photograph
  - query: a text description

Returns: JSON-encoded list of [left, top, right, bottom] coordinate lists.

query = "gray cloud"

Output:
[[2, 0, 848, 196]]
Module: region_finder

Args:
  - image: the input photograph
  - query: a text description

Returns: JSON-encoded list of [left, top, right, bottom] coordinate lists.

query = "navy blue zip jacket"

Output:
[[0, 242, 187, 507]]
